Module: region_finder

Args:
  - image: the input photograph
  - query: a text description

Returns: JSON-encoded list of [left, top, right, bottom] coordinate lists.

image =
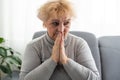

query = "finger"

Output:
[[60, 32, 64, 47], [60, 34, 65, 53], [55, 33, 61, 45]]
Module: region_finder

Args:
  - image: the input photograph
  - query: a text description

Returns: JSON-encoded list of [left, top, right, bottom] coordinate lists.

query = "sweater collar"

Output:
[[45, 32, 68, 47]]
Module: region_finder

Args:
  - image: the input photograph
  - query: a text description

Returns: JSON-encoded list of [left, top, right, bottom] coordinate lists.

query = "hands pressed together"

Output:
[[51, 32, 68, 64]]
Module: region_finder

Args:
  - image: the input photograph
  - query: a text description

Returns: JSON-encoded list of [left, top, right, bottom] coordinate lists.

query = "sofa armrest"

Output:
[[99, 36, 120, 80]]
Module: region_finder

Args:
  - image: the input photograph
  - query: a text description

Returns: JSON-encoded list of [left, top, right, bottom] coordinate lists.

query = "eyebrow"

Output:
[[51, 19, 71, 22], [65, 19, 71, 22], [51, 19, 59, 22]]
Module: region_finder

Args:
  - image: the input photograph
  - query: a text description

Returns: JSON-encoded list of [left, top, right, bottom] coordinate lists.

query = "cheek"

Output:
[[64, 27, 70, 32], [64, 23, 71, 32], [47, 27, 54, 36], [47, 27, 57, 38], [64, 28, 70, 35]]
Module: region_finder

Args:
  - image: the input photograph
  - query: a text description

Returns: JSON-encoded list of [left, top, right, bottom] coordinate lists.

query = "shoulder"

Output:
[[67, 33, 89, 49], [26, 34, 46, 48], [67, 33, 86, 44]]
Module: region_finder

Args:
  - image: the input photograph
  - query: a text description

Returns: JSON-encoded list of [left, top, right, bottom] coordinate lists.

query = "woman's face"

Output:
[[44, 14, 71, 40]]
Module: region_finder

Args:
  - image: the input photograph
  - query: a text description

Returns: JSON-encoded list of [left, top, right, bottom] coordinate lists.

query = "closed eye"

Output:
[[64, 21, 70, 26], [51, 22, 59, 26]]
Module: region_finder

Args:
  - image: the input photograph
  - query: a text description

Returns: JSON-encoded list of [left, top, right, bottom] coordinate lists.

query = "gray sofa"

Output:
[[2, 31, 120, 80]]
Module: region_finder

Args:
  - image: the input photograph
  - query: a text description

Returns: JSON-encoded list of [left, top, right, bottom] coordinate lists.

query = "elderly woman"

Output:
[[19, 0, 100, 80]]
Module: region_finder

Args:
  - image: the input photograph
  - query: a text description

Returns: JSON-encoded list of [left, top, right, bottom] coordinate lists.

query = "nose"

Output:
[[58, 23, 64, 32]]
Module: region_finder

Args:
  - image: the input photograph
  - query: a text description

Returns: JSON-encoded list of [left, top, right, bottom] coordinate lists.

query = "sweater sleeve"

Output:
[[63, 39, 100, 80], [19, 43, 57, 80]]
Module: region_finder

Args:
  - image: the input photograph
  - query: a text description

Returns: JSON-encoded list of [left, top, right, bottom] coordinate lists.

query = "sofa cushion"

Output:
[[99, 36, 120, 80]]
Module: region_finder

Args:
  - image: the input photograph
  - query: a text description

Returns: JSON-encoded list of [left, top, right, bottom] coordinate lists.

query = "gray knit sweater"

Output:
[[19, 33, 100, 80]]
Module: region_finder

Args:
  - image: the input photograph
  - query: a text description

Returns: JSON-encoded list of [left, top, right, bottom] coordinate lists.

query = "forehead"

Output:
[[48, 14, 71, 22]]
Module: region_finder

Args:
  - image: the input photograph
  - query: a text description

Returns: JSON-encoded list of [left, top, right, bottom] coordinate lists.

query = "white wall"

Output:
[[0, 0, 4, 37], [70, 0, 120, 36]]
